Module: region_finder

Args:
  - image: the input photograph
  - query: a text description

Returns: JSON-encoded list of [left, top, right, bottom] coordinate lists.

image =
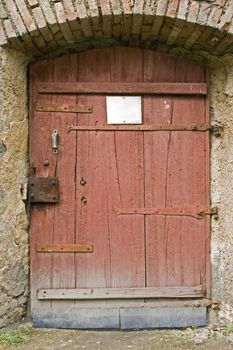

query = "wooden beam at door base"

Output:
[[37, 82, 208, 95], [37, 244, 93, 253], [37, 285, 205, 300]]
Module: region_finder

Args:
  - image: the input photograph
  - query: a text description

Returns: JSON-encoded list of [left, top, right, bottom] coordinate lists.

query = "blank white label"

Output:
[[106, 96, 142, 124]]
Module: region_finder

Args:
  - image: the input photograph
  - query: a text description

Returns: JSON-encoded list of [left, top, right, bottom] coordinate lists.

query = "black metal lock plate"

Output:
[[29, 177, 59, 203]]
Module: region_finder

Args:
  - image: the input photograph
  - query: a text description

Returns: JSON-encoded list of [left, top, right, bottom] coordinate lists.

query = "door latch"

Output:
[[51, 129, 59, 154], [28, 177, 59, 203]]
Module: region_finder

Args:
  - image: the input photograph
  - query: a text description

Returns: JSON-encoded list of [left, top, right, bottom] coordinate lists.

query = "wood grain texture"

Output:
[[37, 82, 207, 95], [38, 285, 205, 300], [143, 51, 209, 289], [108, 47, 145, 288], [30, 48, 210, 323], [68, 124, 210, 132], [50, 54, 78, 311], [30, 58, 55, 313], [75, 49, 112, 291]]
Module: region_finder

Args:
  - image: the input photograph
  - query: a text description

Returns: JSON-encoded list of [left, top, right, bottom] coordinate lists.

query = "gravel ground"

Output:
[[1, 323, 233, 350]]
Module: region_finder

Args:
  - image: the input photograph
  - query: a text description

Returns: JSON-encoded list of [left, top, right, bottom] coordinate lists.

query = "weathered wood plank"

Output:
[[37, 244, 93, 253], [37, 82, 207, 95], [30, 58, 55, 314], [36, 103, 93, 113], [107, 47, 145, 289], [50, 54, 78, 311], [163, 58, 207, 288], [75, 48, 112, 292], [143, 49, 176, 288], [37, 285, 205, 300], [30, 49, 210, 329], [34, 298, 212, 309], [68, 124, 210, 132]]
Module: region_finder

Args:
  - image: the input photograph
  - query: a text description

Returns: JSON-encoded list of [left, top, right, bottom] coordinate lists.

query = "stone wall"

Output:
[[1, 0, 233, 329], [0, 47, 30, 328], [208, 55, 233, 324]]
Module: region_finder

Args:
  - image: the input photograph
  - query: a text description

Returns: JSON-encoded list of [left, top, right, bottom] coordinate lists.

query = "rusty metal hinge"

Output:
[[117, 207, 219, 220], [196, 207, 219, 220]]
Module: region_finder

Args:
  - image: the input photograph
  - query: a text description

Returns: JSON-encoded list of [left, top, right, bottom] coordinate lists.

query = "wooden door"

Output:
[[29, 48, 211, 329]]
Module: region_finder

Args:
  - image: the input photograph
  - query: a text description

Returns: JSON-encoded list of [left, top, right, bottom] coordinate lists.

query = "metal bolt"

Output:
[[81, 196, 87, 204], [80, 178, 87, 186], [43, 160, 49, 166]]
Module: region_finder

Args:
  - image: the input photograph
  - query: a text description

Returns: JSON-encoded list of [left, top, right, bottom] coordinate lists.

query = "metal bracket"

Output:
[[211, 124, 224, 137], [197, 207, 219, 220], [51, 129, 59, 154], [211, 300, 220, 310], [28, 177, 59, 203]]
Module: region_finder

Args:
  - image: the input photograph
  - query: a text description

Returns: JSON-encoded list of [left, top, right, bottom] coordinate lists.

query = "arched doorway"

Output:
[[29, 47, 211, 328]]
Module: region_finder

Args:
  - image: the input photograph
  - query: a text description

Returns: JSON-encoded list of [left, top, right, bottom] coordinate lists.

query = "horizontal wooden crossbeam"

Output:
[[37, 82, 207, 95], [37, 285, 205, 300], [67, 124, 210, 133], [37, 244, 93, 253]]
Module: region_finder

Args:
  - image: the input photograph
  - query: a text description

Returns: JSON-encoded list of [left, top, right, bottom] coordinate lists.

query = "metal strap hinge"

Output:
[[117, 207, 219, 220], [196, 207, 218, 220]]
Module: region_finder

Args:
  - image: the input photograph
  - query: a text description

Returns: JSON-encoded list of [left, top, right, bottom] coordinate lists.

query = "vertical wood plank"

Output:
[[170, 59, 206, 288], [30, 59, 55, 313], [109, 47, 145, 288], [51, 54, 78, 309], [143, 50, 176, 287], [75, 49, 112, 293], [144, 51, 208, 290]]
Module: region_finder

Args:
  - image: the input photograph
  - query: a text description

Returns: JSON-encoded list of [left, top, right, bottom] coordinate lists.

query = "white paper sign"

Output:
[[106, 96, 142, 124]]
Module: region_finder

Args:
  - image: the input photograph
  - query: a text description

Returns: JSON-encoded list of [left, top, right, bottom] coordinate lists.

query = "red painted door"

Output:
[[29, 48, 210, 324]]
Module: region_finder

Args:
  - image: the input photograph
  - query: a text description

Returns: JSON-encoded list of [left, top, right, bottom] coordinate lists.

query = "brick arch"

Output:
[[0, 1, 232, 57]]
